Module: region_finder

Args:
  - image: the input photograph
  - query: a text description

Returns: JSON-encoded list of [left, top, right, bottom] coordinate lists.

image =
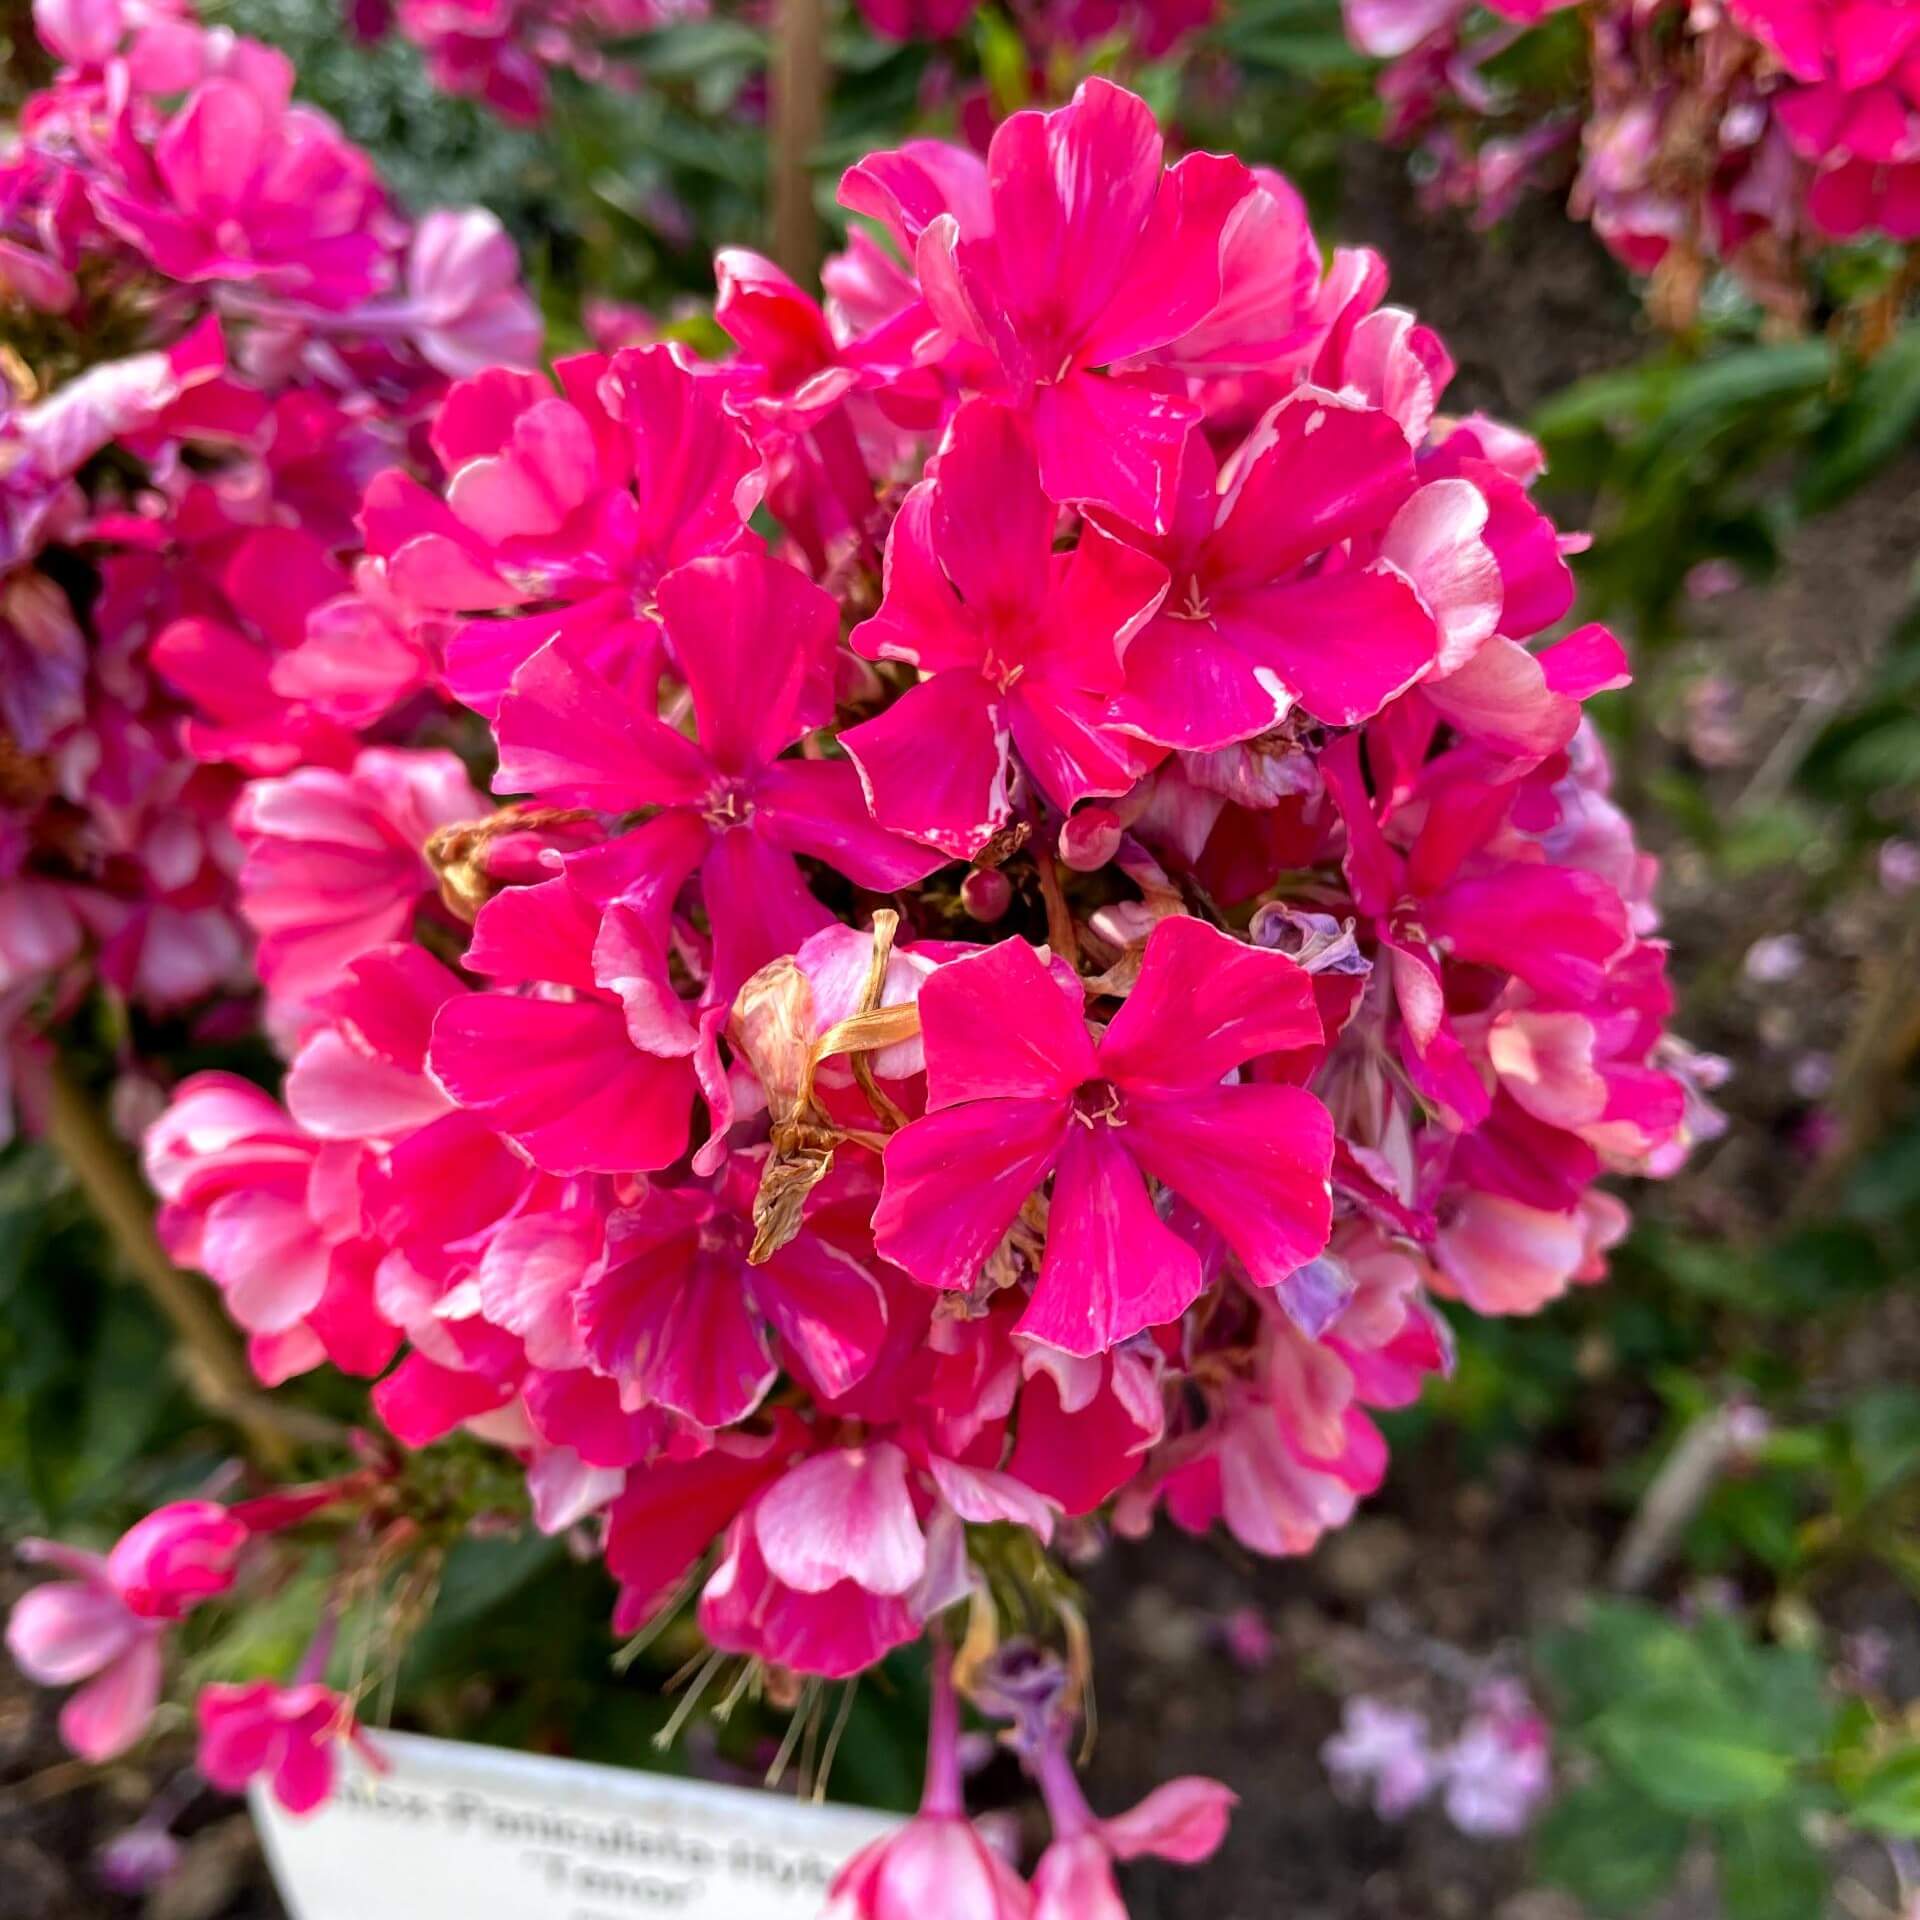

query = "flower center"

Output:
[[1169, 575, 1211, 621], [702, 779, 754, 830], [1070, 1080, 1125, 1128]]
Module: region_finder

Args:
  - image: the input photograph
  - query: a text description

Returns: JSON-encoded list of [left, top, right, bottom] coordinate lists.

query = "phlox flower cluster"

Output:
[[0, 0, 539, 1139], [12, 73, 1706, 1906], [852, 0, 1218, 59], [361, 0, 707, 127], [1343, 0, 1920, 322]]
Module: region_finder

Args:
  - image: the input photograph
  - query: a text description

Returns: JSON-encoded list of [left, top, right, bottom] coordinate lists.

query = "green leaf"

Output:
[[430, 1532, 564, 1633], [1593, 1691, 1796, 1814], [1847, 1390, 1920, 1500], [1537, 1601, 1707, 1729], [1849, 1747, 1920, 1836], [1797, 327, 1920, 515], [1534, 1777, 1691, 1915], [1717, 1809, 1828, 1920]]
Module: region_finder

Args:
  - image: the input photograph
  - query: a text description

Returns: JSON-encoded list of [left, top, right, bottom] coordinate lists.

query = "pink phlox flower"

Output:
[[86, 46, 399, 307], [196, 1679, 382, 1815], [849, 79, 1296, 531], [493, 548, 942, 1007], [875, 915, 1333, 1355], [573, 1150, 892, 1428], [1093, 391, 1454, 754], [842, 399, 1170, 857], [5, 1540, 164, 1762]]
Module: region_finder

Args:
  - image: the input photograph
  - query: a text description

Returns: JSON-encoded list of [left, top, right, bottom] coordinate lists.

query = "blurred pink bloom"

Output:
[[197, 1680, 380, 1814], [105, 1500, 249, 1621], [5, 1542, 165, 1762]]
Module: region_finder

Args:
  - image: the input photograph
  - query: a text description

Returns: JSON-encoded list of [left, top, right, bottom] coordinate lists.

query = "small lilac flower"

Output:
[[1880, 839, 1920, 896], [1743, 933, 1806, 985], [1438, 1682, 1551, 1838], [1322, 1697, 1438, 1819], [98, 1824, 184, 1894]]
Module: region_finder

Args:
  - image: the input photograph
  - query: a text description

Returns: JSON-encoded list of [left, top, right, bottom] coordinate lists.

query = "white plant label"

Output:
[[251, 1729, 900, 1920]]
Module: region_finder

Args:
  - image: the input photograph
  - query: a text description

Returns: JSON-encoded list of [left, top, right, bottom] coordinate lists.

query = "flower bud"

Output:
[[960, 868, 1012, 923], [1058, 808, 1122, 872], [106, 1501, 248, 1622]]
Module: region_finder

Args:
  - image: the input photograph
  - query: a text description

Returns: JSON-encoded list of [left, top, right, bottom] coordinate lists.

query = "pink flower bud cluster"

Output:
[[1344, 0, 1920, 321], [0, 0, 540, 1138], [22, 73, 1703, 1889]]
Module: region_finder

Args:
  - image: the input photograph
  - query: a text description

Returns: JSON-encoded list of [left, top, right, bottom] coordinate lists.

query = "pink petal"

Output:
[[1209, 389, 1416, 584], [1213, 564, 1437, 729], [931, 401, 1054, 623], [754, 759, 945, 890], [841, 668, 1010, 859], [754, 1231, 889, 1402], [579, 1236, 775, 1430], [494, 638, 712, 809], [285, 1029, 448, 1141], [1102, 1776, 1238, 1863], [658, 553, 836, 776], [1018, 1122, 1205, 1354], [989, 80, 1163, 346], [754, 1443, 927, 1596], [1032, 373, 1198, 532], [918, 937, 1097, 1106], [1379, 478, 1501, 674], [700, 825, 837, 1009], [1121, 1082, 1333, 1291], [875, 1097, 1070, 1291], [1008, 675, 1163, 815], [1096, 917, 1322, 1092], [429, 992, 692, 1174], [927, 1457, 1055, 1542], [6, 1582, 134, 1685], [371, 1353, 515, 1447], [60, 1636, 163, 1762]]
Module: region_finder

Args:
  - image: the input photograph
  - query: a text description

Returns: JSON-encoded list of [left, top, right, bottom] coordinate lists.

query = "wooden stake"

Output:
[[769, 0, 827, 282]]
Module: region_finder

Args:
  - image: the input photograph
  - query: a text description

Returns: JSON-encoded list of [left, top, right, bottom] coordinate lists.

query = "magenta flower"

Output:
[[197, 1681, 378, 1815], [89, 54, 394, 307], [854, 79, 1278, 529], [427, 863, 702, 1176], [842, 400, 1169, 857], [1095, 391, 1450, 752], [367, 345, 762, 714], [574, 1153, 890, 1429], [875, 916, 1333, 1354], [493, 548, 941, 1005]]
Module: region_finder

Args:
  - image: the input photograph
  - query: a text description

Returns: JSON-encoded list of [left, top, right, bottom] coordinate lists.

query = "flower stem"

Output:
[[922, 1633, 965, 1819], [38, 1054, 301, 1467]]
